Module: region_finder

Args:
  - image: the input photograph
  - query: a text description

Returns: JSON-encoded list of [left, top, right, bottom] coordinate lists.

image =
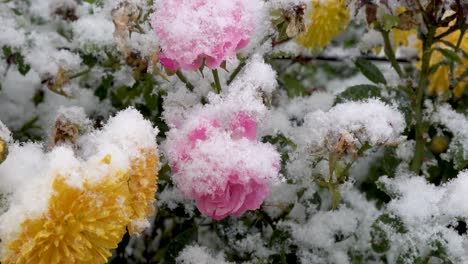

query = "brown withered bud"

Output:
[[126, 51, 148, 72], [396, 10, 419, 30], [50, 115, 81, 148], [53, 4, 79, 21], [112, 1, 141, 55], [284, 4, 306, 38], [44, 68, 70, 97], [365, 3, 378, 25], [332, 132, 356, 158]]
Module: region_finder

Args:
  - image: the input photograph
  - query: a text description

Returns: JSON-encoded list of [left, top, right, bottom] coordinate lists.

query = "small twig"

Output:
[[435, 23, 465, 40]]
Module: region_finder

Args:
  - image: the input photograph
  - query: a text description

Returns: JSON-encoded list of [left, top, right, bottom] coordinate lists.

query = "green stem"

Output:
[[379, 28, 404, 78], [175, 70, 194, 91], [410, 26, 436, 174], [455, 28, 465, 50], [227, 60, 246, 85], [69, 68, 90, 79], [212, 69, 222, 94]]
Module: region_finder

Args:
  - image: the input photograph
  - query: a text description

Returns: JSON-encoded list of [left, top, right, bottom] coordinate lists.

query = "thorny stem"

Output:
[[175, 70, 194, 91], [410, 25, 436, 174], [379, 27, 405, 78], [211, 69, 222, 94]]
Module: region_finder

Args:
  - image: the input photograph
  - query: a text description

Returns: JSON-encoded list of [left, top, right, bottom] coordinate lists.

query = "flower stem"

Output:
[[212, 69, 222, 94], [379, 28, 404, 78], [175, 70, 194, 91], [227, 60, 246, 85], [410, 25, 436, 174]]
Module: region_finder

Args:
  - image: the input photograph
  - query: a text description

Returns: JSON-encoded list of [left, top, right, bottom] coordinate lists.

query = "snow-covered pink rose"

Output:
[[151, 0, 262, 71], [165, 112, 281, 220]]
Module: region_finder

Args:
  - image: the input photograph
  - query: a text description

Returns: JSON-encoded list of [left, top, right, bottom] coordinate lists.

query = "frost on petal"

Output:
[[164, 79, 281, 219], [151, 0, 263, 70]]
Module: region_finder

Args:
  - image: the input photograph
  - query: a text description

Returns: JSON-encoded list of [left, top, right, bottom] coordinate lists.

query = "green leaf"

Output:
[[281, 75, 306, 98], [80, 53, 98, 67], [16, 53, 31, 75], [381, 14, 400, 30], [360, 147, 400, 206], [371, 214, 407, 253], [164, 224, 197, 264], [437, 48, 462, 63], [94, 75, 114, 101], [428, 240, 453, 264], [355, 58, 387, 84], [335, 84, 382, 104], [2, 46, 12, 57], [396, 245, 422, 264], [263, 133, 297, 175], [3, 46, 30, 75], [452, 140, 468, 170]]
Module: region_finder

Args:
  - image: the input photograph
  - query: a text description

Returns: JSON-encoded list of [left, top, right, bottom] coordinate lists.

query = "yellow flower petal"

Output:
[[2, 149, 159, 263], [297, 0, 350, 50]]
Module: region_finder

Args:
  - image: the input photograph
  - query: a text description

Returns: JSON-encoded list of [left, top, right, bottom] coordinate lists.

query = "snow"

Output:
[[0, 0, 468, 263], [432, 104, 468, 163], [176, 245, 230, 264], [300, 99, 406, 152], [73, 15, 115, 50]]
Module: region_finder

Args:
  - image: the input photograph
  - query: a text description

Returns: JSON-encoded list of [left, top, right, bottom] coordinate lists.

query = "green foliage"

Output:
[[437, 48, 462, 63], [381, 14, 400, 31], [2, 46, 31, 76], [163, 223, 198, 264], [263, 133, 297, 175], [355, 58, 387, 85], [335, 84, 382, 104], [452, 140, 468, 170], [360, 148, 399, 206], [371, 213, 407, 254]]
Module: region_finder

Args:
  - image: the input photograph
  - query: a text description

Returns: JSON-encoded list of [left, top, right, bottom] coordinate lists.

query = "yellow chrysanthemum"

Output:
[[419, 28, 468, 97], [127, 150, 159, 235], [2, 150, 159, 264], [296, 0, 350, 50], [3, 175, 130, 264]]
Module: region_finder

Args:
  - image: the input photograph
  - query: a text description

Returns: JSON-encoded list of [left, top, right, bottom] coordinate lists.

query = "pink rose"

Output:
[[196, 177, 270, 220], [151, 0, 262, 71], [165, 112, 281, 220]]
